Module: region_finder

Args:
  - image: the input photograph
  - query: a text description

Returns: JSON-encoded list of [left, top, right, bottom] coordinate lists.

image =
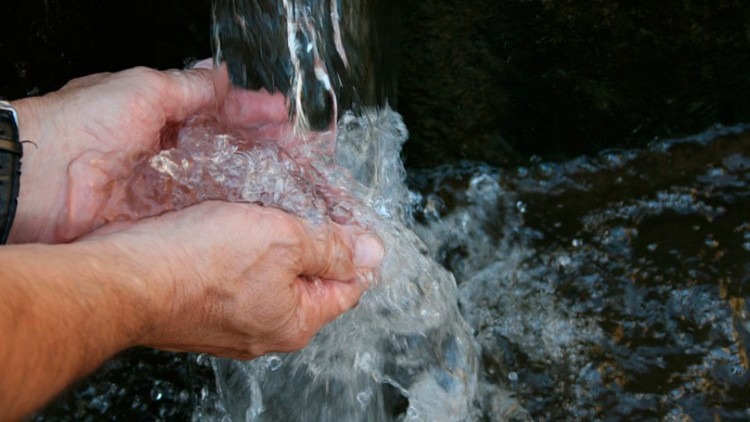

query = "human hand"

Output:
[[7, 65, 293, 244], [85, 200, 383, 358]]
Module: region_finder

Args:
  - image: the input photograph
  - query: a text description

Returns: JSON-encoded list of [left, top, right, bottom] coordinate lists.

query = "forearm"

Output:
[[0, 241, 153, 419]]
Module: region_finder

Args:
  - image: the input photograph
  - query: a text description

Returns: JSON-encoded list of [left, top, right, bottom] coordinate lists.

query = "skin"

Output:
[[0, 65, 384, 420]]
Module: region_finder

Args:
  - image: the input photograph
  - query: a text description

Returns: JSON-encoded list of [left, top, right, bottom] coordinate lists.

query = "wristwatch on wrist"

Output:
[[0, 100, 23, 244]]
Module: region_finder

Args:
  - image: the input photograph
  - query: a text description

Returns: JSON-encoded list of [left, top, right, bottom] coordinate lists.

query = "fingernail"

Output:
[[354, 234, 385, 269], [190, 58, 213, 69]]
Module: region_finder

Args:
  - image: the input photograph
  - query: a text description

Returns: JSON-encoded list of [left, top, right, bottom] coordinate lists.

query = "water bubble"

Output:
[[572, 238, 583, 248], [196, 353, 210, 366], [707, 167, 726, 177], [423, 194, 445, 221], [89, 396, 111, 414], [265, 355, 283, 371], [730, 365, 746, 376], [557, 255, 572, 268], [516, 201, 527, 214], [539, 163, 554, 177], [508, 372, 519, 382], [668, 387, 684, 400], [356, 389, 373, 408]]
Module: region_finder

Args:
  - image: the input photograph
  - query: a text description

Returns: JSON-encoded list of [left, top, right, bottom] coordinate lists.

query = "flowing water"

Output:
[[408, 126, 750, 420], [35, 122, 750, 421]]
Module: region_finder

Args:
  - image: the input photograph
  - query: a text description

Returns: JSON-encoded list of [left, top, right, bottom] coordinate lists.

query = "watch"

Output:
[[0, 100, 23, 244]]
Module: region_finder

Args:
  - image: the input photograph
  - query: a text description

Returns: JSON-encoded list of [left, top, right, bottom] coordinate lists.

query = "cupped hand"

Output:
[[8, 65, 293, 244], [85, 201, 384, 358], [8, 67, 227, 243]]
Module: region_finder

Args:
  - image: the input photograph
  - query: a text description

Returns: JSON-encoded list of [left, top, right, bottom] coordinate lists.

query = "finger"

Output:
[[159, 65, 230, 122], [190, 59, 289, 126], [233, 122, 294, 144], [222, 88, 290, 127], [297, 221, 384, 281], [189, 58, 214, 70], [301, 276, 368, 326], [60, 72, 112, 91]]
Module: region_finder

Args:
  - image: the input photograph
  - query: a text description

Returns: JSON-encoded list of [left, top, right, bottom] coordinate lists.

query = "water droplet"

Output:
[[516, 201, 527, 214], [508, 372, 519, 382], [572, 238, 583, 248]]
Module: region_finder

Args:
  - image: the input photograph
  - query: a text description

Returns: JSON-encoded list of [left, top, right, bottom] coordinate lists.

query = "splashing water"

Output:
[[98, 105, 480, 421], [205, 112, 481, 420], [37, 120, 750, 420], [407, 125, 750, 420], [45, 2, 481, 420]]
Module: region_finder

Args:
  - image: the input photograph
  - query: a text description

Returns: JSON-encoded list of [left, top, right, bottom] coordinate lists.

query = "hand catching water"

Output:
[[8, 64, 292, 244], [0, 64, 384, 419], [83, 201, 382, 359]]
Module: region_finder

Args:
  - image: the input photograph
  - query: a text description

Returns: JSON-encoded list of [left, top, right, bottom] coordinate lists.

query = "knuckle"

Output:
[[278, 330, 315, 353], [289, 333, 313, 351], [125, 66, 161, 81]]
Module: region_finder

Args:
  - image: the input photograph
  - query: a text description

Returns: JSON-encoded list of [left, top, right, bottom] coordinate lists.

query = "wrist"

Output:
[[75, 236, 160, 349], [7, 96, 60, 244], [78, 228, 183, 348], [10, 97, 43, 146], [0, 100, 23, 244]]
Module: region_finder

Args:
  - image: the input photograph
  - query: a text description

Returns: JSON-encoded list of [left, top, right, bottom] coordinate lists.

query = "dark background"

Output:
[[0, 0, 212, 97], [2, 1, 750, 167]]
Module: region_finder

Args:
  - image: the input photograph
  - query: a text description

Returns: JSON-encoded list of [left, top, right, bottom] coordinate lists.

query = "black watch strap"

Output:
[[0, 100, 22, 244]]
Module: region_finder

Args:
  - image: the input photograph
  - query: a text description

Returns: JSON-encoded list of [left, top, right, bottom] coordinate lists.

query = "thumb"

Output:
[[298, 221, 385, 282], [159, 65, 231, 122], [294, 222, 384, 328]]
